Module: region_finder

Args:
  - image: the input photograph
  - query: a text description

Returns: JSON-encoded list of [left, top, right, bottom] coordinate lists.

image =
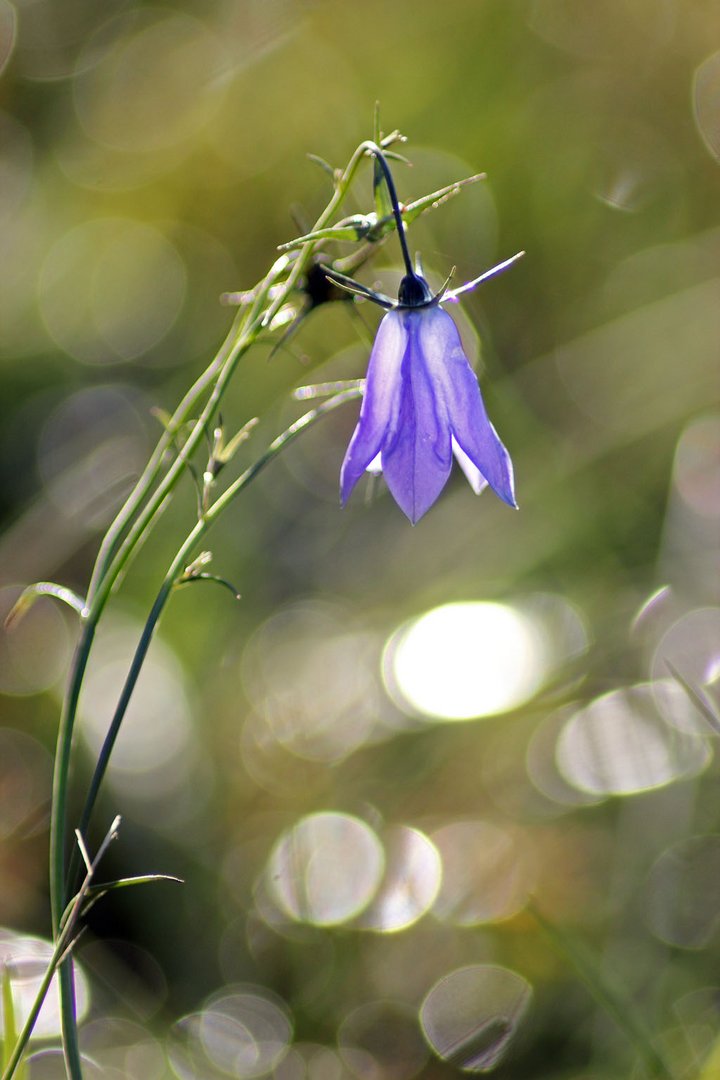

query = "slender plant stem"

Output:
[[365, 143, 414, 277], [58, 966, 81, 1079], [2, 955, 62, 1080], [47, 133, 392, 1076], [71, 388, 362, 869]]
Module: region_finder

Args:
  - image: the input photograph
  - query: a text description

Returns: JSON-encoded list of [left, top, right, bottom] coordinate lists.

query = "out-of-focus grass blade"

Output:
[[2, 966, 27, 1080], [530, 904, 676, 1079], [698, 1034, 720, 1080], [666, 661, 720, 735]]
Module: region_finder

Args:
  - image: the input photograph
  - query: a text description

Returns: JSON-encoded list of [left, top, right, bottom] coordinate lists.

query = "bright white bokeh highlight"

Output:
[[383, 601, 549, 720]]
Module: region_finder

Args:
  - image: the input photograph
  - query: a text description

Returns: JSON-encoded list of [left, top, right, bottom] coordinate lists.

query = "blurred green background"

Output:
[[1, 0, 719, 1076]]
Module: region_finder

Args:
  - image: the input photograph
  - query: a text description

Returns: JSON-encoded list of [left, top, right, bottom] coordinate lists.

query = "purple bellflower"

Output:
[[326, 147, 522, 524]]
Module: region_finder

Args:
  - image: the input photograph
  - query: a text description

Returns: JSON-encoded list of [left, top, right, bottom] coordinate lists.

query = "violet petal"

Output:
[[417, 307, 517, 508], [381, 313, 453, 522], [340, 311, 406, 505]]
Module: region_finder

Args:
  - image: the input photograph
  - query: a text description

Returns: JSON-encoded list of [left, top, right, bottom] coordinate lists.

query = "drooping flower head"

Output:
[[327, 146, 522, 524]]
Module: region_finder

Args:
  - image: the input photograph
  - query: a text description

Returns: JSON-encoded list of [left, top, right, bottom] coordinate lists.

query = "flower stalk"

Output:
[[42, 132, 402, 1079]]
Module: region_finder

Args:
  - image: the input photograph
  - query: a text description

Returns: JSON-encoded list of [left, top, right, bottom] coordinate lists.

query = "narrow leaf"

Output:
[[83, 873, 184, 903], [61, 874, 183, 929], [278, 221, 371, 252], [365, 172, 487, 244], [149, 405, 173, 430], [403, 172, 487, 224], [175, 573, 241, 602], [215, 417, 260, 465], [306, 153, 336, 179], [293, 379, 365, 401], [4, 583, 86, 630]]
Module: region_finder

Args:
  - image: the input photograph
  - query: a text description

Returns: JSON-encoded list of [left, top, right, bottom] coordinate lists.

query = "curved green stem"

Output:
[[70, 388, 362, 872]]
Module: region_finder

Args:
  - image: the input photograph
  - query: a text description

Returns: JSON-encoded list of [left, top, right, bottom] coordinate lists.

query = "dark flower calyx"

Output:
[[398, 272, 433, 308]]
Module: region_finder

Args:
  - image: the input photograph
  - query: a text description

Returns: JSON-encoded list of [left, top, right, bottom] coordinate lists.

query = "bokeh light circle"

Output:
[[26, 1050, 105, 1079], [76, 614, 198, 807], [79, 1017, 166, 1080], [651, 607, 720, 713], [420, 964, 532, 1072], [168, 987, 291, 1080], [0, 585, 70, 696], [646, 835, 720, 950], [37, 384, 150, 530], [383, 602, 548, 720], [671, 415, 720, 517], [73, 10, 228, 154], [0, 728, 52, 841], [358, 826, 442, 933], [268, 812, 384, 927], [694, 51, 720, 162], [200, 989, 292, 1078], [39, 218, 186, 364], [0, 1, 16, 78], [242, 601, 383, 763], [431, 821, 532, 925], [338, 1000, 429, 1080], [556, 683, 711, 796]]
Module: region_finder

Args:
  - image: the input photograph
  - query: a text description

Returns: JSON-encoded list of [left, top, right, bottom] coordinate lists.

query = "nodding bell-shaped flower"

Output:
[[327, 251, 522, 524]]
